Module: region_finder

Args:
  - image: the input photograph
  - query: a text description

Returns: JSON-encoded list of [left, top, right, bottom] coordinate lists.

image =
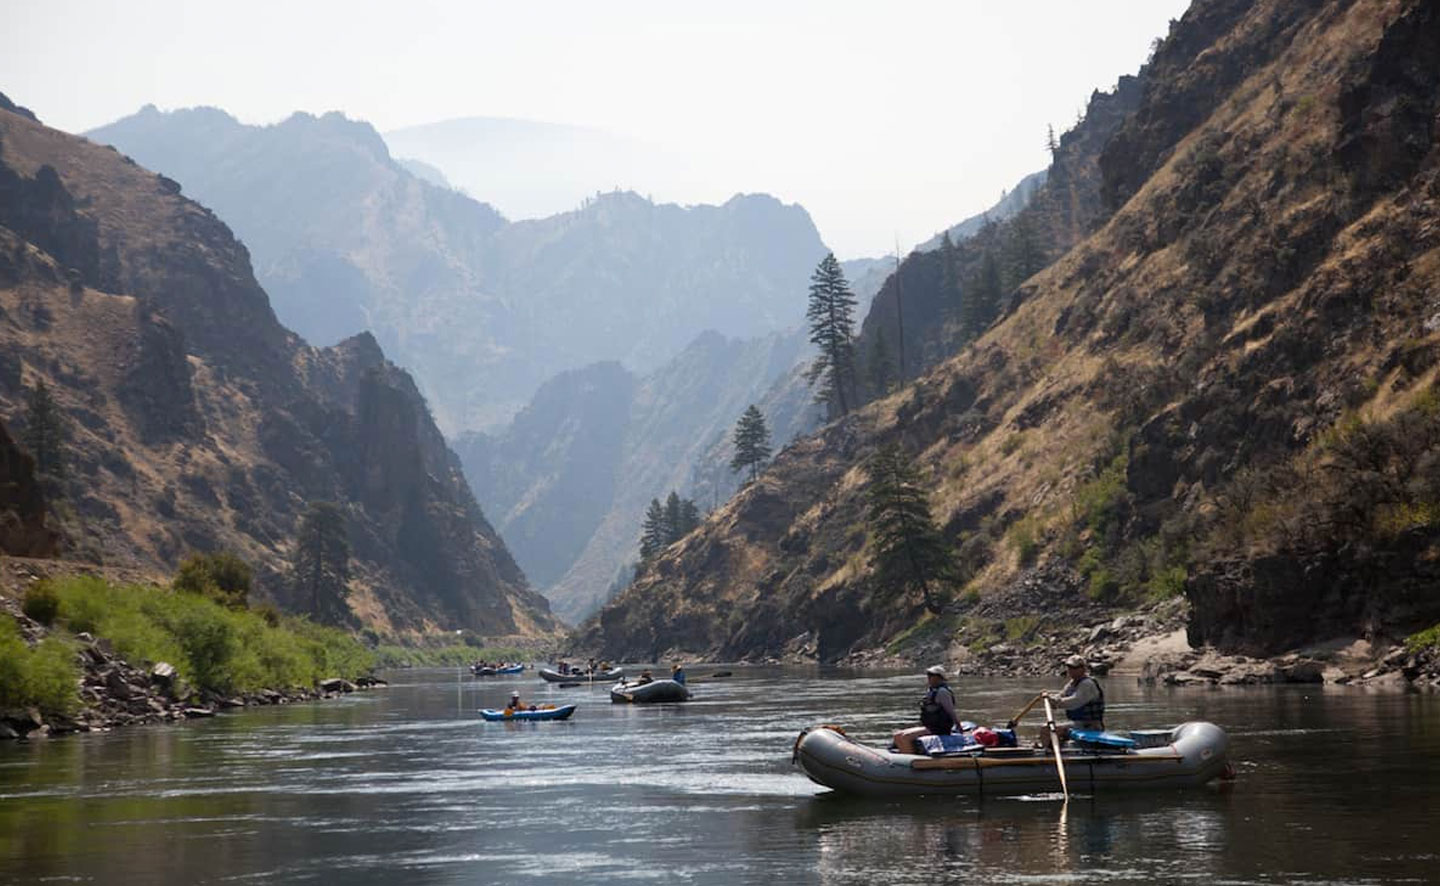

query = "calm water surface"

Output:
[[1, 667, 1437, 884]]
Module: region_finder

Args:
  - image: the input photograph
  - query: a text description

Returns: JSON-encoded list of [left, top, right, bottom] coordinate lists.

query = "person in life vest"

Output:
[[892, 665, 960, 754], [507, 690, 527, 713], [1040, 654, 1105, 743], [671, 663, 686, 685]]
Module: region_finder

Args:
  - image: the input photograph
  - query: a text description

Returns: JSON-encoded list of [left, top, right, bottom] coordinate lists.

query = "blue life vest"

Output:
[[919, 684, 957, 735], [1064, 676, 1105, 726]]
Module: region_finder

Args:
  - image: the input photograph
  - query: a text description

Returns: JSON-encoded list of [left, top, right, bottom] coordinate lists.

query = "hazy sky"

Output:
[[4, 1, 1190, 257]]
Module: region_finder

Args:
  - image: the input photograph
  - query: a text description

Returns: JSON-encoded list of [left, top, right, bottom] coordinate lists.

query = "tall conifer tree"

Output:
[[22, 380, 67, 479], [640, 498, 668, 562], [291, 502, 352, 625], [730, 404, 773, 483], [866, 445, 952, 615], [804, 253, 859, 417]]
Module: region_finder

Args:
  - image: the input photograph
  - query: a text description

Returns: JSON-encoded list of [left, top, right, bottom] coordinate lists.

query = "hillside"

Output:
[[87, 109, 830, 431], [0, 98, 554, 636], [458, 329, 813, 622], [578, 0, 1440, 662]]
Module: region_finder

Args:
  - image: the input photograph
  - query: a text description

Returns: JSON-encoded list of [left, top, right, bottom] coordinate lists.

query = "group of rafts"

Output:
[[793, 659, 1232, 798], [478, 664, 692, 722], [479, 656, 1232, 798]]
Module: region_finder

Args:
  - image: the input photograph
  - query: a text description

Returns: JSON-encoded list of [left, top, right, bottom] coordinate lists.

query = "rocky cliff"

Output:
[[86, 109, 831, 431], [578, 0, 1440, 662], [0, 99, 553, 635]]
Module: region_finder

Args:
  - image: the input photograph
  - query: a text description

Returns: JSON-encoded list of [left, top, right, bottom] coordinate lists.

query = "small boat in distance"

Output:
[[472, 662, 525, 676], [479, 704, 577, 722], [538, 667, 623, 683]]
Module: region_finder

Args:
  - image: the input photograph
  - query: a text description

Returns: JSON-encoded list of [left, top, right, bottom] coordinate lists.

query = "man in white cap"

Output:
[[1040, 654, 1105, 743], [892, 665, 960, 754]]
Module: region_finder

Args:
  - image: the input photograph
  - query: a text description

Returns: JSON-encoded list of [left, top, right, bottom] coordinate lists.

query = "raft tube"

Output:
[[793, 721, 1229, 797], [496, 664, 525, 674], [538, 667, 623, 683], [610, 679, 691, 704], [479, 704, 577, 722]]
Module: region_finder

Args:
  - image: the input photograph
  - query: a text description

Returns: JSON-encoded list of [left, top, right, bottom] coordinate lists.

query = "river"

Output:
[[1, 667, 1437, 884]]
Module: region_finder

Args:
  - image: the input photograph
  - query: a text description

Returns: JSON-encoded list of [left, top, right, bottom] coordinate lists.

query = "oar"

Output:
[[1006, 693, 1045, 729], [1043, 697, 1070, 801]]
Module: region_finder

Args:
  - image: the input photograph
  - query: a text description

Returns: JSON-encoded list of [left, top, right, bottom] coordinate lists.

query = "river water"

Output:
[[1, 667, 1437, 885]]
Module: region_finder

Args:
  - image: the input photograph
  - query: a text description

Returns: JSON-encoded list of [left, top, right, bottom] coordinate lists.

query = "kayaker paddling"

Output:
[[892, 665, 959, 754]]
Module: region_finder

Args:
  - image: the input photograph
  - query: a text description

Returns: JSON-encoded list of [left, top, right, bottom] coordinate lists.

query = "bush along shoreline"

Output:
[[0, 575, 385, 741]]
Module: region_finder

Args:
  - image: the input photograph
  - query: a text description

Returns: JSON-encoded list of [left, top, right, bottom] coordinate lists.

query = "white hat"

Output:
[[1064, 655, 1087, 669], [925, 665, 946, 677]]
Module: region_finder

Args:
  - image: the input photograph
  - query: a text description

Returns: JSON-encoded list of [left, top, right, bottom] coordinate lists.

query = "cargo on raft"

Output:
[[792, 722, 1230, 797]]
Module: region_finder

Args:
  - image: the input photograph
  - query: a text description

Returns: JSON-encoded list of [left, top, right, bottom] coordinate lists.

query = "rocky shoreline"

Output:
[[1, 598, 385, 742], [834, 600, 1440, 691]]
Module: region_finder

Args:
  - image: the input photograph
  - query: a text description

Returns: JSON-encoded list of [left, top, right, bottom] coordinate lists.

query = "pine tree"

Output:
[[866, 445, 952, 615], [867, 328, 895, 397], [1004, 211, 1045, 289], [22, 380, 67, 479], [664, 491, 684, 542], [1046, 124, 1060, 158], [939, 231, 960, 305], [961, 248, 1003, 341], [803, 253, 859, 417], [640, 491, 701, 565], [678, 498, 701, 535], [291, 502, 352, 625], [730, 404, 773, 483], [640, 498, 668, 562]]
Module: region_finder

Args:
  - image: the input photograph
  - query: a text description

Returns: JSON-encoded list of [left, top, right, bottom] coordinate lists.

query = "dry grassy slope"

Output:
[[579, 0, 1440, 661], [0, 105, 556, 637]]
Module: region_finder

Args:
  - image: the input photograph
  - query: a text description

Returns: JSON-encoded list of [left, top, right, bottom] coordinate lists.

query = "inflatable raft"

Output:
[[610, 679, 691, 703], [480, 704, 576, 722], [793, 722, 1230, 797], [496, 664, 524, 674], [538, 667, 624, 683]]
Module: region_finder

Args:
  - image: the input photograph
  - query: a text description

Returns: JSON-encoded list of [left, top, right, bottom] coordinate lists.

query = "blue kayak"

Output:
[[480, 704, 576, 722], [496, 664, 525, 674]]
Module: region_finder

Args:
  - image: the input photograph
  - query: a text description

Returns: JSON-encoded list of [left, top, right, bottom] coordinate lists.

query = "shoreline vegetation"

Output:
[[0, 561, 530, 741], [0, 571, 381, 739]]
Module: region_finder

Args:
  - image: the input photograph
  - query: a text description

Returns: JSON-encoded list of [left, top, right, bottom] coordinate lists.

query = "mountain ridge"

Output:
[[0, 97, 554, 636]]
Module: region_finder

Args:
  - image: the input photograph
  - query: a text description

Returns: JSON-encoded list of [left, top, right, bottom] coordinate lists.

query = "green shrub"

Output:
[[1007, 515, 1042, 566], [1406, 623, 1440, 653], [1087, 567, 1119, 601], [1146, 565, 1188, 600], [38, 576, 373, 693], [55, 575, 109, 635], [173, 551, 252, 609], [21, 582, 61, 626], [0, 618, 80, 715]]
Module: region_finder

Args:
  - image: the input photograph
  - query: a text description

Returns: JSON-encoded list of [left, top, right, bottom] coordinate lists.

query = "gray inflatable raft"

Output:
[[610, 679, 691, 703], [538, 667, 623, 683], [793, 721, 1230, 797]]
